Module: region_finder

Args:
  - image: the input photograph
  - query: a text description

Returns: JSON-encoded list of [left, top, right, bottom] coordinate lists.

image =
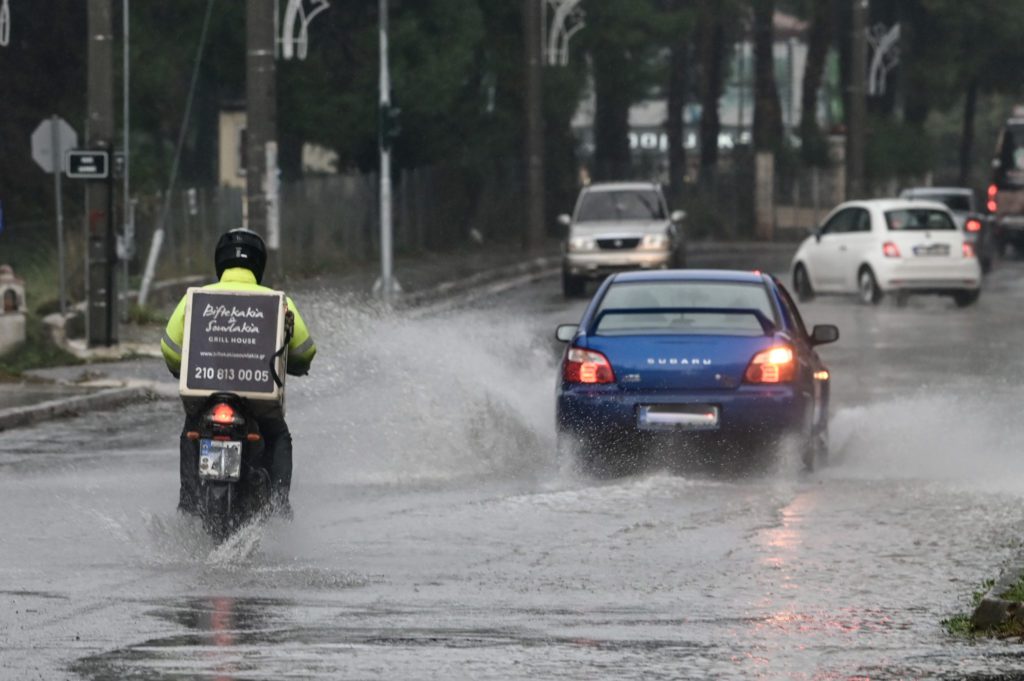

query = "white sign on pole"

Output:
[[31, 117, 78, 174], [31, 116, 78, 317]]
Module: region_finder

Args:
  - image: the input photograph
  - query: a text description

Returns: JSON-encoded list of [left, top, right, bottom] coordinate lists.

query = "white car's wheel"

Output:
[[858, 268, 882, 305]]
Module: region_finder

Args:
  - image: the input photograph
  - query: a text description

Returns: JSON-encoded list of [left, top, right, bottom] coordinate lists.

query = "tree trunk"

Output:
[[752, 0, 782, 151], [799, 0, 831, 157], [958, 78, 979, 187], [592, 48, 633, 180], [697, 0, 725, 186], [667, 40, 689, 203]]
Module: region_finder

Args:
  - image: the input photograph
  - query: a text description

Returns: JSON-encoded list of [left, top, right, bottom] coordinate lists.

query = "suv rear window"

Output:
[[595, 281, 776, 335], [885, 209, 956, 231], [577, 190, 665, 221]]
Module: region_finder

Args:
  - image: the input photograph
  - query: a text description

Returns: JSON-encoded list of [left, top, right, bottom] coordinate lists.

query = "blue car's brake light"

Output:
[[563, 347, 616, 384], [744, 346, 795, 384]]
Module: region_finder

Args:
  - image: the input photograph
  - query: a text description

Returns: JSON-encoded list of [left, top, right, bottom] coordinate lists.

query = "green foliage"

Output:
[[865, 115, 935, 180], [0, 313, 81, 377], [942, 578, 994, 638], [127, 304, 164, 326]]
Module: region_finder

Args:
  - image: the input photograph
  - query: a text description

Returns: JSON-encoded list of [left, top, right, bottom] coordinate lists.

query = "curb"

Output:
[[398, 255, 559, 309], [0, 385, 156, 432], [972, 562, 1024, 629]]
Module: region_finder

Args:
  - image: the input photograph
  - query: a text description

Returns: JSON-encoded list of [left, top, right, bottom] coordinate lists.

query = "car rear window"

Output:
[[576, 190, 665, 222], [885, 209, 956, 231], [594, 281, 776, 336]]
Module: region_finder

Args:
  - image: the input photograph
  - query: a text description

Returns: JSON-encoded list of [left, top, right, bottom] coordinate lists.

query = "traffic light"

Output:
[[380, 103, 401, 150]]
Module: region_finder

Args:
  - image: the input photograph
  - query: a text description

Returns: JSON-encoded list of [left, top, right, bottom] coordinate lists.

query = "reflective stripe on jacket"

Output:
[[161, 267, 317, 376]]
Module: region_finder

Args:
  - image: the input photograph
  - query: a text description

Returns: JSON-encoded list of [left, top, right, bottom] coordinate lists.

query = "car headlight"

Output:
[[640, 233, 670, 250], [568, 236, 597, 252]]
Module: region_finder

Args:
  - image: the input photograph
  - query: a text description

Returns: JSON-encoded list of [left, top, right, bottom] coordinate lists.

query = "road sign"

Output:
[[66, 150, 110, 179], [31, 117, 78, 174]]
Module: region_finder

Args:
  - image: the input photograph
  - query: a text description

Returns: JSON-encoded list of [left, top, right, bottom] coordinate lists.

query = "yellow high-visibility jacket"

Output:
[[160, 267, 317, 377]]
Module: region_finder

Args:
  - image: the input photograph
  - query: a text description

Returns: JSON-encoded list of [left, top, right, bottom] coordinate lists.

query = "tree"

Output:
[[583, 0, 660, 180], [695, 0, 728, 186], [658, 0, 696, 203], [752, 0, 782, 151], [797, 0, 832, 163]]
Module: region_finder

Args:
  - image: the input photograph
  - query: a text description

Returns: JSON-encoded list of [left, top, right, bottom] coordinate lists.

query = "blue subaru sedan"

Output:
[[555, 269, 838, 472]]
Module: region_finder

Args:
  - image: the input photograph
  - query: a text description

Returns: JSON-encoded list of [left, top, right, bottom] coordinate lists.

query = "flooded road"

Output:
[[6, 259, 1024, 679]]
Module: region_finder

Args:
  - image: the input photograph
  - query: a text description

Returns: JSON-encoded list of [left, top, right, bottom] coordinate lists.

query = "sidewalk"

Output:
[[0, 240, 797, 430]]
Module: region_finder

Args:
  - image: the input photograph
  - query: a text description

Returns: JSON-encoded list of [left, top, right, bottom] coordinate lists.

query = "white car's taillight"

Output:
[[882, 241, 901, 258]]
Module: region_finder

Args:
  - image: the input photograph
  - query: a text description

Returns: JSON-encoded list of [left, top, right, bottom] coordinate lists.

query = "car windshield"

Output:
[[576, 190, 665, 222], [909, 194, 971, 212], [885, 209, 957, 231], [594, 281, 776, 336]]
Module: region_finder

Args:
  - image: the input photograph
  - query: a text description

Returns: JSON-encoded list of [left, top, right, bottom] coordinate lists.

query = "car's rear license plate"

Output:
[[913, 244, 949, 256], [638, 405, 720, 431], [199, 439, 242, 481]]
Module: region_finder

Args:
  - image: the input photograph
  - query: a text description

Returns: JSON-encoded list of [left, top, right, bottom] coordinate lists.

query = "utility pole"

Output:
[[523, 0, 545, 253], [375, 0, 398, 303], [246, 0, 278, 266], [86, 0, 116, 346], [847, 0, 867, 200]]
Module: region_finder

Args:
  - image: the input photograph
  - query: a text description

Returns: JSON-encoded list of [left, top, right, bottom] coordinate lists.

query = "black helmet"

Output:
[[214, 229, 267, 283]]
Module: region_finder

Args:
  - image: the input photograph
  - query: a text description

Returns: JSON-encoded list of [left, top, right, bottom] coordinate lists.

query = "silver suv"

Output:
[[559, 182, 686, 297]]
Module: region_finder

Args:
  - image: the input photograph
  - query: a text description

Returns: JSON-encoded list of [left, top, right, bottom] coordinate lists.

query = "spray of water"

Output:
[[290, 300, 560, 488], [826, 380, 1024, 489]]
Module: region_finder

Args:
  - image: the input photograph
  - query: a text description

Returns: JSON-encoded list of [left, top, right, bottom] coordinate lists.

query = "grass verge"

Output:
[[0, 314, 81, 378], [943, 576, 1024, 638]]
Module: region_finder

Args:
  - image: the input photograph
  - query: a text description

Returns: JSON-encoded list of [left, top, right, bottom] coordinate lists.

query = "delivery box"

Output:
[[178, 288, 288, 417]]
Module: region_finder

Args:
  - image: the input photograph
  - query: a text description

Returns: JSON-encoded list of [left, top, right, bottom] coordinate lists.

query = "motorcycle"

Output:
[[186, 393, 272, 540]]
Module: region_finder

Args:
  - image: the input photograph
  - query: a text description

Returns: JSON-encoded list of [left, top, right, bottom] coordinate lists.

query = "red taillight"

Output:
[[745, 346, 795, 384], [987, 184, 998, 213], [963, 242, 975, 258], [563, 347, 616, 384], [882, 241, 901, 258], [211, 403, 236, 425], [966, 218, 982, 233]]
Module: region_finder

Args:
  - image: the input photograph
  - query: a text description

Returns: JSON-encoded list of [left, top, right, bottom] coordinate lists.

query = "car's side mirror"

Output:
[[555, 324, 577, 342], [814, 228, 823, 243], [670, 210, 686, 223], [557, 214, 572, 239], [810, 324, 839, 346]]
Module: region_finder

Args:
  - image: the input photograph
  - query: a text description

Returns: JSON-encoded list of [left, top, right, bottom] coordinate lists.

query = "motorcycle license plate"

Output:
[[199, 439, 242, 481]]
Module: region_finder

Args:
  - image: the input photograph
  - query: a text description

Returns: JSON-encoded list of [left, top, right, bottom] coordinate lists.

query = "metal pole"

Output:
[[50, 115, 66, 317], [848, 0, 867, 199], [378, 0, 394, 302], [122, 0, 131, 318]]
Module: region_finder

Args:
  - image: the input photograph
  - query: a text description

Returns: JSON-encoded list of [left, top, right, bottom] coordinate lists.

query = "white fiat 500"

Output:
[[790, 199, 982, 307]]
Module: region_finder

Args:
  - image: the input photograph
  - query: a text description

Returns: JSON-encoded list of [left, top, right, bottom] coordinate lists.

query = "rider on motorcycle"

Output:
[[160, 229, 317, 517]]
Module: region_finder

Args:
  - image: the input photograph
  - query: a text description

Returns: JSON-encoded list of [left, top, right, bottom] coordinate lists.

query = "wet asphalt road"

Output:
[[6, 256, 1024, 679]]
